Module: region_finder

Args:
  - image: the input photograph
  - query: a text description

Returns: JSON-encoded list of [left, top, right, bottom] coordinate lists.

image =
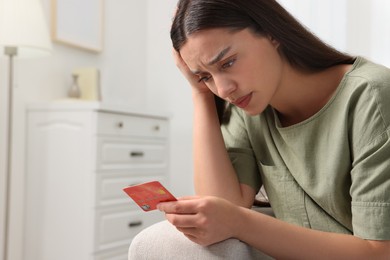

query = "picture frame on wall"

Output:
[[51, 0, 104, 52]]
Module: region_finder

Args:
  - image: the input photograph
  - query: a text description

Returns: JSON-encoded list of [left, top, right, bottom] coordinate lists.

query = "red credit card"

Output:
[[123, 181, 177, 211]]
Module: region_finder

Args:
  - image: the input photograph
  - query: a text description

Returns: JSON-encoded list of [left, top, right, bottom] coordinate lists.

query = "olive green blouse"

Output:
[[221, 57, 390, 240]]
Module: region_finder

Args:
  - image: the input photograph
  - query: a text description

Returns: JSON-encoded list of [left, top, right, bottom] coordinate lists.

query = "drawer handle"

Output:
[[117, 122, 124, 128], [130, 151, 144, 157], [153, 125, 160, 131], [129, 221, 143, 228]]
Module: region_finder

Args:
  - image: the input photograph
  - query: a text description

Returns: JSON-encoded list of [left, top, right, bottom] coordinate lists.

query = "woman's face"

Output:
[[180, 28, 285, 115]]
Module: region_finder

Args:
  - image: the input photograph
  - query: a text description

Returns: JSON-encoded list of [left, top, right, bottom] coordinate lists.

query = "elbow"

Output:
[[239, 184, 257, 208], [366, 240, 390, 260]]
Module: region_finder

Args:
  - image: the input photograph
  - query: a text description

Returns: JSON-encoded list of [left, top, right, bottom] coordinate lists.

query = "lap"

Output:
[[128, 220, 273, 260]]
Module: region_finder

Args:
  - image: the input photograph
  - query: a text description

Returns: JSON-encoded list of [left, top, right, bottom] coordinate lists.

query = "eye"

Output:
[[221, 58, 236, 70], [198, 75, 212, 83]]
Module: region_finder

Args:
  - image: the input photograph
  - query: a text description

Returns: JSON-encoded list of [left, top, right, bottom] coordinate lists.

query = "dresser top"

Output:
[[27, 100, 170, 119]]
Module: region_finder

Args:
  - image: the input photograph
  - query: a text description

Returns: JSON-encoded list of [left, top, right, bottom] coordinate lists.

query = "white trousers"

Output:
[[128, 220, 274, 260]]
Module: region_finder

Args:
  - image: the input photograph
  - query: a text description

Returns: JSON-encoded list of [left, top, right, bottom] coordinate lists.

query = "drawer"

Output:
[[97, 173, 167, 207], [98, 139, 167, 169], [97, 112, 168, 138], [95, 207, 164, 251]]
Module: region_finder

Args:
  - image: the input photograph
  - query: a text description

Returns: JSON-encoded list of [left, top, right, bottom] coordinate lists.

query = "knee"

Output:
[[128, 220, 272, 260], [129, 220, 205, 259], [128, 220, 183, 260]]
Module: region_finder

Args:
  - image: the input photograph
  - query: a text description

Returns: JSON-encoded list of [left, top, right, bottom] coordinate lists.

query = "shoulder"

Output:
[[343, 57, 390, 123], [346, 57, 390, 89], [341, 57, 390, 148]]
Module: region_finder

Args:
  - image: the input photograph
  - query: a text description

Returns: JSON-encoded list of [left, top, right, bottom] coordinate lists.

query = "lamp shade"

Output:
[[0, 0, 52, 58]]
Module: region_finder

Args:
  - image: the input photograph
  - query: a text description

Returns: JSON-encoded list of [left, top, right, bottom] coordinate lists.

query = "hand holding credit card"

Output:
[[123, 181, 177, 211]]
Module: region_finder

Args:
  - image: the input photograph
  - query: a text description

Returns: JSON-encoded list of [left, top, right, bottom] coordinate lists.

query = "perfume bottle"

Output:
[[68, 73, 81, 98]]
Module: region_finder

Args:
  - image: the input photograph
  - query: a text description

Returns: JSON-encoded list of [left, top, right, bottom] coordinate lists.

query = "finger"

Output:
[[182, 232, 209, 247], [165, 213, 199, 228], [172, 7, 178, 17], [183, 233, 199, 244], [172, 49, 187, 71], [157, 198, 201, 214], [176, 227, 200, 238], [177, 195, 201, 200], [172, 49, 201, 83]]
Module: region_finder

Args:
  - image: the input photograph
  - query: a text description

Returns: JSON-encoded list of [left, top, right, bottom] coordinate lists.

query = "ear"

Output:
[[267, 35, 280, 48]]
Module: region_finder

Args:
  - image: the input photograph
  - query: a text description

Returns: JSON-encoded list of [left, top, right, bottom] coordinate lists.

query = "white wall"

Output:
[[145, 0, 194, 197], [99, 0, 148, 108], [1, 0, 390, 259], [347, 0, 390, 66], [278, 0, 348, 50], [278, 0, 390, 66]]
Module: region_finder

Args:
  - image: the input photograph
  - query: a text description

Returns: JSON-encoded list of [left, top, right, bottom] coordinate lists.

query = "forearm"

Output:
[[235, 207, 390, 259], [192, 93, 253, 207], [172, 50, 254, 207]]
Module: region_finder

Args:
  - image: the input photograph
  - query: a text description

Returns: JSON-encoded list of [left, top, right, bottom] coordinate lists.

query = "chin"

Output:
[[242, 105, 266, 116], [243, 109, 261, 116]]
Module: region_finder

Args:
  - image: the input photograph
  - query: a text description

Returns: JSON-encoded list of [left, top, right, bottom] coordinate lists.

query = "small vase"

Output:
[[68, 74, 81, 98]]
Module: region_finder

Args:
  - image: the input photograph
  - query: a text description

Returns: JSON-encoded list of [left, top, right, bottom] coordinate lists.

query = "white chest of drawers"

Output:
[[24, 102, 169, 260]]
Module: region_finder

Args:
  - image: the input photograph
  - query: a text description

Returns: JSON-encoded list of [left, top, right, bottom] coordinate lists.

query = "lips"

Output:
[[232, 92, 252, 109]]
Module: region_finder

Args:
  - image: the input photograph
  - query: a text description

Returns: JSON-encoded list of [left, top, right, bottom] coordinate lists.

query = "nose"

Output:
[[214, 76, 236, 99]]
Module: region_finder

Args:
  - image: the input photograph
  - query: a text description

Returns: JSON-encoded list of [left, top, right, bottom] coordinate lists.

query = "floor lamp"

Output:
[[0, 0, 51, 259]]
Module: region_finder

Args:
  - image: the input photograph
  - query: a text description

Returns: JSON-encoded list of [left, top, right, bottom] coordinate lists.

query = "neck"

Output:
[[271, 64, 352, 127]]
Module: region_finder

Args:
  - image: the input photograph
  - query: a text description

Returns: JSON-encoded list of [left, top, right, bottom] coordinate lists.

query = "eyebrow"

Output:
[[207, 46, 231, 66], [191, 46, 232, 75]]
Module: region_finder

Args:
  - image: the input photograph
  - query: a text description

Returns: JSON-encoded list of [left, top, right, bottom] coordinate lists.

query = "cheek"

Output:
[[248, 45, 283, 88], [252, 57, 283, 91], [205, 82, 219, 96]]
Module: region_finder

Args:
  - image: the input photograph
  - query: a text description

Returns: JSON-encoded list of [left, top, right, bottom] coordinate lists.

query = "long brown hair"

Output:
[[171, 0, 355, 123]]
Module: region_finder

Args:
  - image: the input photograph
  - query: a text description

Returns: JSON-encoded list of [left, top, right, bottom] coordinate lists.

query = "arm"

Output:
[[236, 206, 390, 260], [173, 50, 255, 207], [158, 196, 390, 259], [192, 92, 255, 207]]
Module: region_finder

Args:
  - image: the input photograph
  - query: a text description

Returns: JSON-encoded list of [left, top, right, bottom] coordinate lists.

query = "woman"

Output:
[[130, 0, 390, 259]]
